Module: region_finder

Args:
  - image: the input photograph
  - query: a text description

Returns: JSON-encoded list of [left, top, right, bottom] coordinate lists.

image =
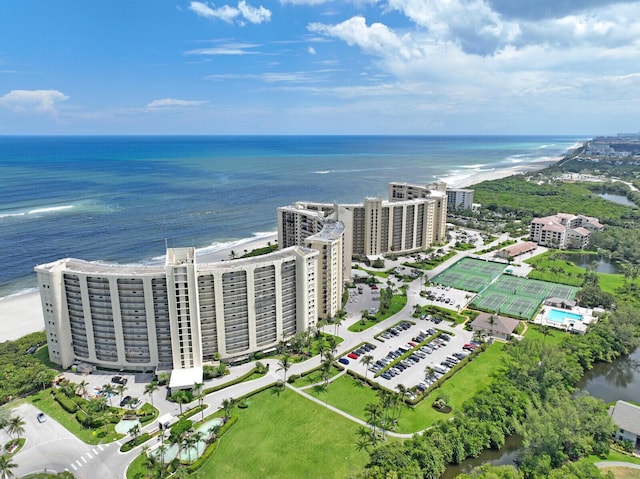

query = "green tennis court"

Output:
[[432, 257, 506, 292], [433, 257, 579, 320]]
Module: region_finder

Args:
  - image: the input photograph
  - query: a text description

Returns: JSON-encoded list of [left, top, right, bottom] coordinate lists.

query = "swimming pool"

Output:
[[547, 308, 583, 323]]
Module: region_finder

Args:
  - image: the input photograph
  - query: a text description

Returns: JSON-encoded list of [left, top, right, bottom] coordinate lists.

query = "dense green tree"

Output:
[[458, 464, 524, 479]]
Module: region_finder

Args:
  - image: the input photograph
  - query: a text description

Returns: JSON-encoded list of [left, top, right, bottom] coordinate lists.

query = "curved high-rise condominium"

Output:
[[35, 246, 318, 372]]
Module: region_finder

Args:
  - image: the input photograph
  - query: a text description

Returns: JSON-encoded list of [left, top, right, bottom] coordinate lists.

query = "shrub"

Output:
[[55, 392, 79, 413], [120, 432, 151, 452], [287, 374, 300, 383]]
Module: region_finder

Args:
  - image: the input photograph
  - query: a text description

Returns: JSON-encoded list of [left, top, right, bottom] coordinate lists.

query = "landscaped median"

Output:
[[29, 388, 158, 444]]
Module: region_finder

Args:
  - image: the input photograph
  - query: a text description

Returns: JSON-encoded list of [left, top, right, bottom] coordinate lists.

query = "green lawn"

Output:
[[291, 366, 343, 388], [582, 449, 640, 466], [308, 343, 505, 434], [523, 323, 566, 346], [196, 387, 370, 478], [29, 389, 124, 444]]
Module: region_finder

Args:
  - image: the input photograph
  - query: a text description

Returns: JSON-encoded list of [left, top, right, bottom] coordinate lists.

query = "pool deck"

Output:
[[533, 306, 596, 333]]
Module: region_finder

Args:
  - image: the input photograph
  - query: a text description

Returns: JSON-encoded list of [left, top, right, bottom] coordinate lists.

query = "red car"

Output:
[[463, 344, 477, 351], [408, 342, 418, 347], [348, 353, 359, 359]]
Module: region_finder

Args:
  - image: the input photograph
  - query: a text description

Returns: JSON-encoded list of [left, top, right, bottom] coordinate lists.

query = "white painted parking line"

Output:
[[71, 464, 77, 471], [87, 452, 93, 459], [98, 444, 104, 451], [75, 460, 82, 468], [81, 456, 87, 464], [92, 448, 99, 455]]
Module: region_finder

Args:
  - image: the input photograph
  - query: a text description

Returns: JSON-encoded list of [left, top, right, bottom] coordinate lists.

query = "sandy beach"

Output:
[[0, 155, 561, 343]]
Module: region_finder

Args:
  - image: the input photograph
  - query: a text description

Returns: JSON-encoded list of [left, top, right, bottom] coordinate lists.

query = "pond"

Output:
[[557, 253, 622, 274], [597, 193, 637, 207], [440, 434, 522, 478], [577, 347, 640, 404]]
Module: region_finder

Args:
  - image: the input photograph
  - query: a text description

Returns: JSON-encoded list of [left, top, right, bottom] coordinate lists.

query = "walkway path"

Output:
[[596, 461, 640, 470]]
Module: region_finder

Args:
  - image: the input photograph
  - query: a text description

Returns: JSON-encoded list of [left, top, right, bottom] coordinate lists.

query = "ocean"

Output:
[[0, 135, 585, 298]]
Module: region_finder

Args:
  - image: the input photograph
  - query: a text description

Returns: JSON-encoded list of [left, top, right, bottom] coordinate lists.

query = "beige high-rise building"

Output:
[[280, 195, 439, 258], [304, 220, 344, 320], [35, 246, 318, 373], [388, 181, 448, 244]]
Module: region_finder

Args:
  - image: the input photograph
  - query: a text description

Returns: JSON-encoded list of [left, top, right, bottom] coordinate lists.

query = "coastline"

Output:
[[0, 148, 575, 342]]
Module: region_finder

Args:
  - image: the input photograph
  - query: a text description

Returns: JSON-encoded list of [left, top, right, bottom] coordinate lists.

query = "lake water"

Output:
[[558, 253, 622, 274], [598, 193, 637, 207], [440, 434, 522, 478], [577, 347, 640, 404]]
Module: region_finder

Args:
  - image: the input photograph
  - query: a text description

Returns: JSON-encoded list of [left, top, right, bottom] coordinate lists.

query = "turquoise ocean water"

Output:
[[0, 135, 585, 298]]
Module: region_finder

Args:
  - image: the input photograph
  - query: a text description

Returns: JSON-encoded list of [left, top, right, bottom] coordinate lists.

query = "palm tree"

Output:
[[360, 354, 374, 381], [221, 397, 235, 420], [277, 353, 292, 383], [7, 416, 25, 440], [144, 380, 159, 407], [171, 390, 191, 416], [76, 380, 89, 399], [116, 383, 128, 405], [156, 443, 168, 468], [182, 433, 198, 463], [364, 403, 381, 445], [128, 423, 140, 445], [333, 317, 343, 337], [0, 454, 18, 479]]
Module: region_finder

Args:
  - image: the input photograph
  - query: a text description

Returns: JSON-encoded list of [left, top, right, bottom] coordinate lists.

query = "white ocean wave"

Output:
[[0, 287, 39, 302]]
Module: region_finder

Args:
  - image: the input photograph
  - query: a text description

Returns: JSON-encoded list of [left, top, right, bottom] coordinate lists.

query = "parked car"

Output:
[[347, 353, 359, 360], [111, 375, 127, 384], [338, 357, 350, 365], [36, 413, 47, 423], [120, 395, 132, 407]]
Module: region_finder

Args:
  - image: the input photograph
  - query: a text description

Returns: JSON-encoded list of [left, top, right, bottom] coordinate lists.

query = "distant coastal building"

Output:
[[35, 246, 318, 373], [446, 188, 475, 211], [609, 401, 640, 450], [529, 213, 603, 249]]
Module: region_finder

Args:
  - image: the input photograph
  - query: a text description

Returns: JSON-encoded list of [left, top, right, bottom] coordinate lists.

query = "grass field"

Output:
[[308, 343, 505, 434], [348, 294, 408, 332], [197, 387, 370, 478], [523, 324, 566, 346]]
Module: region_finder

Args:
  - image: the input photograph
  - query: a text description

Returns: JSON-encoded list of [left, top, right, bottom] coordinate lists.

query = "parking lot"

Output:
[[339, 315, 473, 396]]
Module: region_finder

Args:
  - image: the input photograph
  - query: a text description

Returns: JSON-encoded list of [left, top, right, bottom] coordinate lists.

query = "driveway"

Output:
[[7, 403, 124, 479]]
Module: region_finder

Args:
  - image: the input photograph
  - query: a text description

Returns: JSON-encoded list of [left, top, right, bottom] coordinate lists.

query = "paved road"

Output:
[[9, 228, 522, 476]]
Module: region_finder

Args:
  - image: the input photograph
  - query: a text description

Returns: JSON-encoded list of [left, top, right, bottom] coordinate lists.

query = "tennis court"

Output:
[[432, 257, 579, 320], [470, 292, 541, 320], [432, 257, 506, 292], [470, 276, 578, 320]]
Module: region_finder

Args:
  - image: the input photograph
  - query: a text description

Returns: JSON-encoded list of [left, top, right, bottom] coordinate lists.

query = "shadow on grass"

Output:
[[312, 384, 328, 394]]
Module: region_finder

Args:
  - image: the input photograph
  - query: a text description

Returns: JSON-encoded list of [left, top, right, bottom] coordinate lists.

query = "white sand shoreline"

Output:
[[0, 154, 566, 342]]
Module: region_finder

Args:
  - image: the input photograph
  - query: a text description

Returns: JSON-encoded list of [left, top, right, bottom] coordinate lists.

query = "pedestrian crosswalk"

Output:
[[66, 443, 107, 472]]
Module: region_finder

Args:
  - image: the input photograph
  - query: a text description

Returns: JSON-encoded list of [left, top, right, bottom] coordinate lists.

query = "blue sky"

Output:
[[0, 0, 639, 135]]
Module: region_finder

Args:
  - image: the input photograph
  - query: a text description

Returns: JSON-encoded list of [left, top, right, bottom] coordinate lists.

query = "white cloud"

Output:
[[185, 42, 261, 55], [189, 1, 271, 25], [146, 98, 208, 108], [280, 0, 329, 4], [238, 1, 271, 23], [0, 89, 69, 113], [308, 46, 317, 55], [309, 16, 421, 60]]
